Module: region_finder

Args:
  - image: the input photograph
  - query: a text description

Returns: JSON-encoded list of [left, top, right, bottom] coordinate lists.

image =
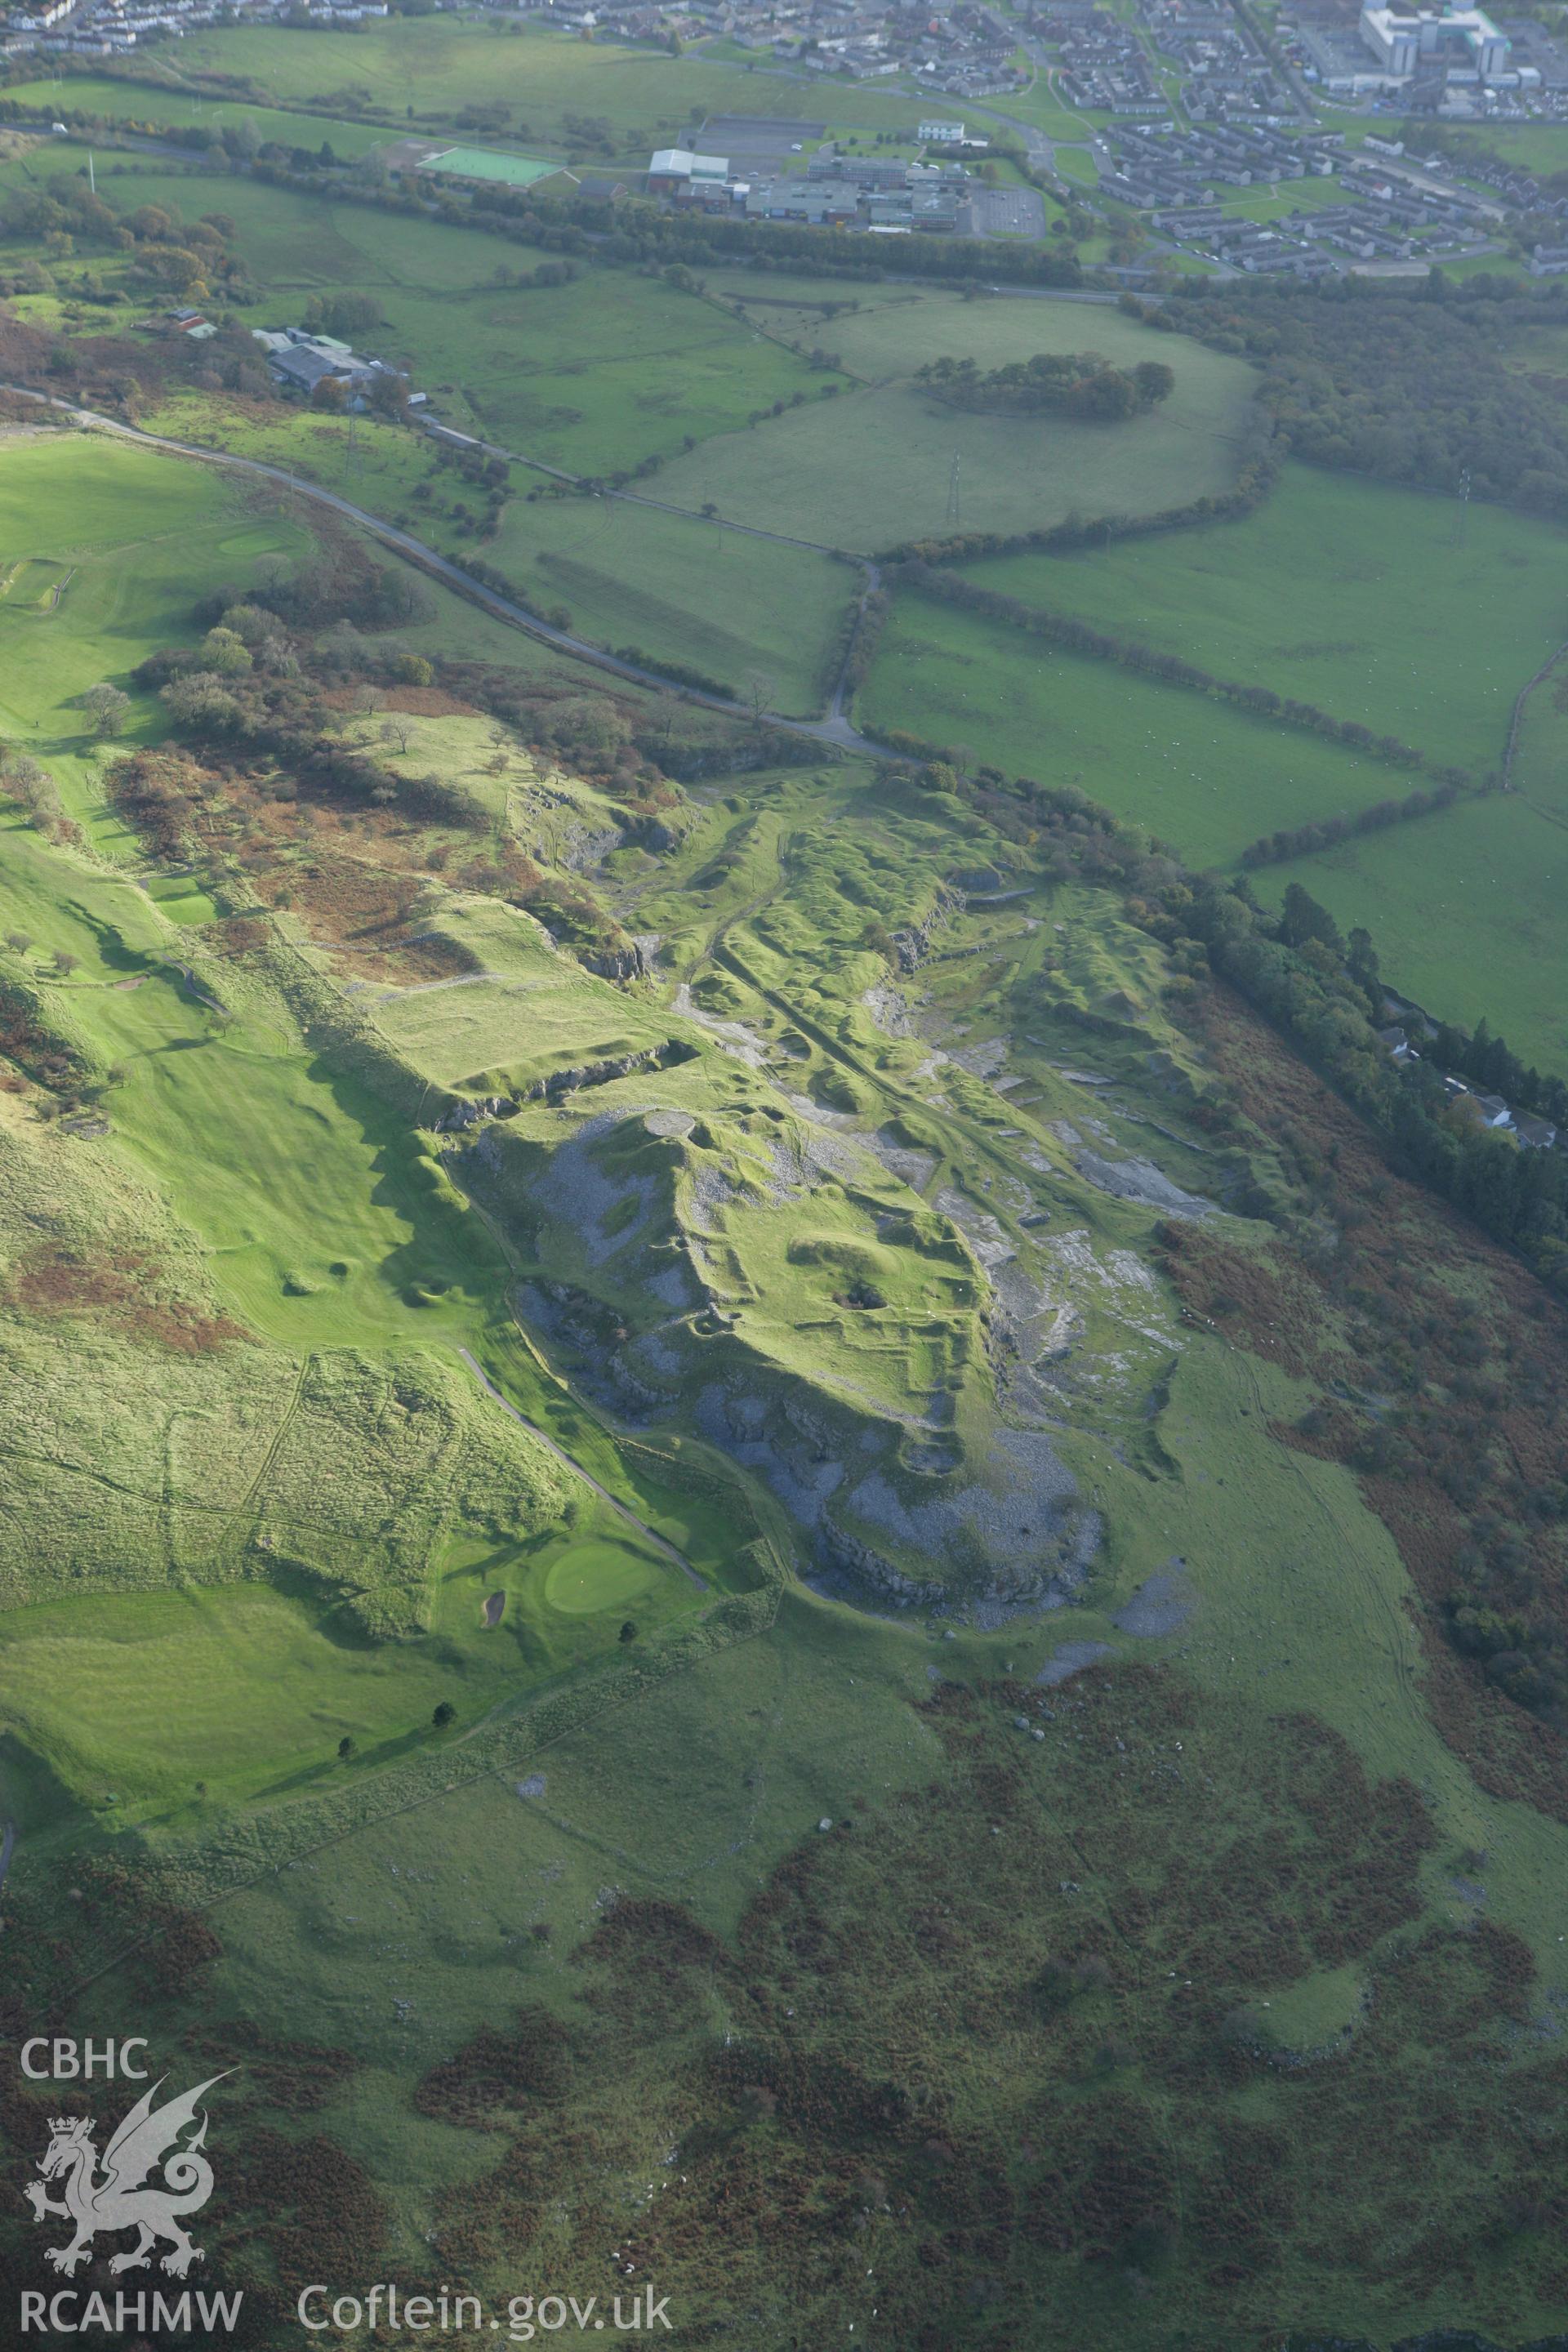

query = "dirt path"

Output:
[[0, 1819, 15, 1898], [456, 1347, 706, 1591], [829, 562, 882, 724], [1501, 635, 1568, 791]]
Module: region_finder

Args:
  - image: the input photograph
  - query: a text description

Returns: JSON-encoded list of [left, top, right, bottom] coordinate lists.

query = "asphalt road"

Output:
[[2, 385, 884, 755]]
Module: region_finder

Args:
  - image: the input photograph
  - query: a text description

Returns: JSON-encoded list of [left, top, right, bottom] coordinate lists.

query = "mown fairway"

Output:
[[959, 464, 1568, 777], [858, 589, 1405, 865], [0, 436, 745, 1825], [0, 1508, 670, 1808]]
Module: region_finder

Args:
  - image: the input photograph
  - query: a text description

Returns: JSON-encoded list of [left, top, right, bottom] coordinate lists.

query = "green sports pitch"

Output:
[[416, 144, 566, 187]]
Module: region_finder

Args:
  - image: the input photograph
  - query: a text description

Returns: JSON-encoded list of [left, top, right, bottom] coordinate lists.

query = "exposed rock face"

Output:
[[520, 1038, 697, 1102], [1072, 1152, 1212, 1218], [820, 1513, 930, 1606], [892, 882, 964, 973], [580, 940, 652, 982], [435, 1093, 519, 1131], [630, 815, 685, 853]]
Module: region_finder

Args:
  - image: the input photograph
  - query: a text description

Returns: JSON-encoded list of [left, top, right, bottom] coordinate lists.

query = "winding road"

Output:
[[2, 385, 883, 754]]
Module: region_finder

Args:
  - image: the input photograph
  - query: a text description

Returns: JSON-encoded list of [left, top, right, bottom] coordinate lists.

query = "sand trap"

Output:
[[483, 1590, 506, 1628]]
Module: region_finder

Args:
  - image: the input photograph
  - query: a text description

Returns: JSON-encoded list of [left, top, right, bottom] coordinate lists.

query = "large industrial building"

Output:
[[1356, 3, 1510, 82]]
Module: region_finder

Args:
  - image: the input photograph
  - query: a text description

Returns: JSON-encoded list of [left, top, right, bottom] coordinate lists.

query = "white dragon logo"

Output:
[[24, 2074, 229, 2278]]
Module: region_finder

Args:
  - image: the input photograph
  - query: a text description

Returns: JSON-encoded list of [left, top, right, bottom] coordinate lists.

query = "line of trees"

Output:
[[886, 559, 1468, 785], [1237, 779, 1472, 869], [880, 430, 1282, 566], [611, 644, 733, 699], [1172, 875, 1568, 1271], [238, 154, 1086, 293], [1136, 273, 1568, 520], [1427, 1013, 1568, 1129], [0, 93, 344, 175], [837, 585, 891, 702], [915, 351, 1175, 421]]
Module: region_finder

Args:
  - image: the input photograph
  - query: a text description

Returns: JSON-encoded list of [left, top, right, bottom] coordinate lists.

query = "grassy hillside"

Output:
[[11, 203, 1568, 2352], [0, 428, 312, 848], [8, 607, 1568, 2343]]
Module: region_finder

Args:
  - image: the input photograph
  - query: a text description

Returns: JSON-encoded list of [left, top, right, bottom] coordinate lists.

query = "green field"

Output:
[[1056, 140, 1102, 183], [653, 289, 1257, 550], [853, 463, 1568, 1058], [158, 20, 920, 145], [959, 463, 1568, 777], [2, 74, 392, 157], [101, 171, 843, 474], [492, 492, 855, 710], [715, 280, 1225, 390], [417, 142, 565, 187], [1433, 121, 1568, 177], [858, 587, 1405, 864]]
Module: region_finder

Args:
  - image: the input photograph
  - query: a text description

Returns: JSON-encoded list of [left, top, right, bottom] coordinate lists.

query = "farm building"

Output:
[[251, 327, 410, 410]]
